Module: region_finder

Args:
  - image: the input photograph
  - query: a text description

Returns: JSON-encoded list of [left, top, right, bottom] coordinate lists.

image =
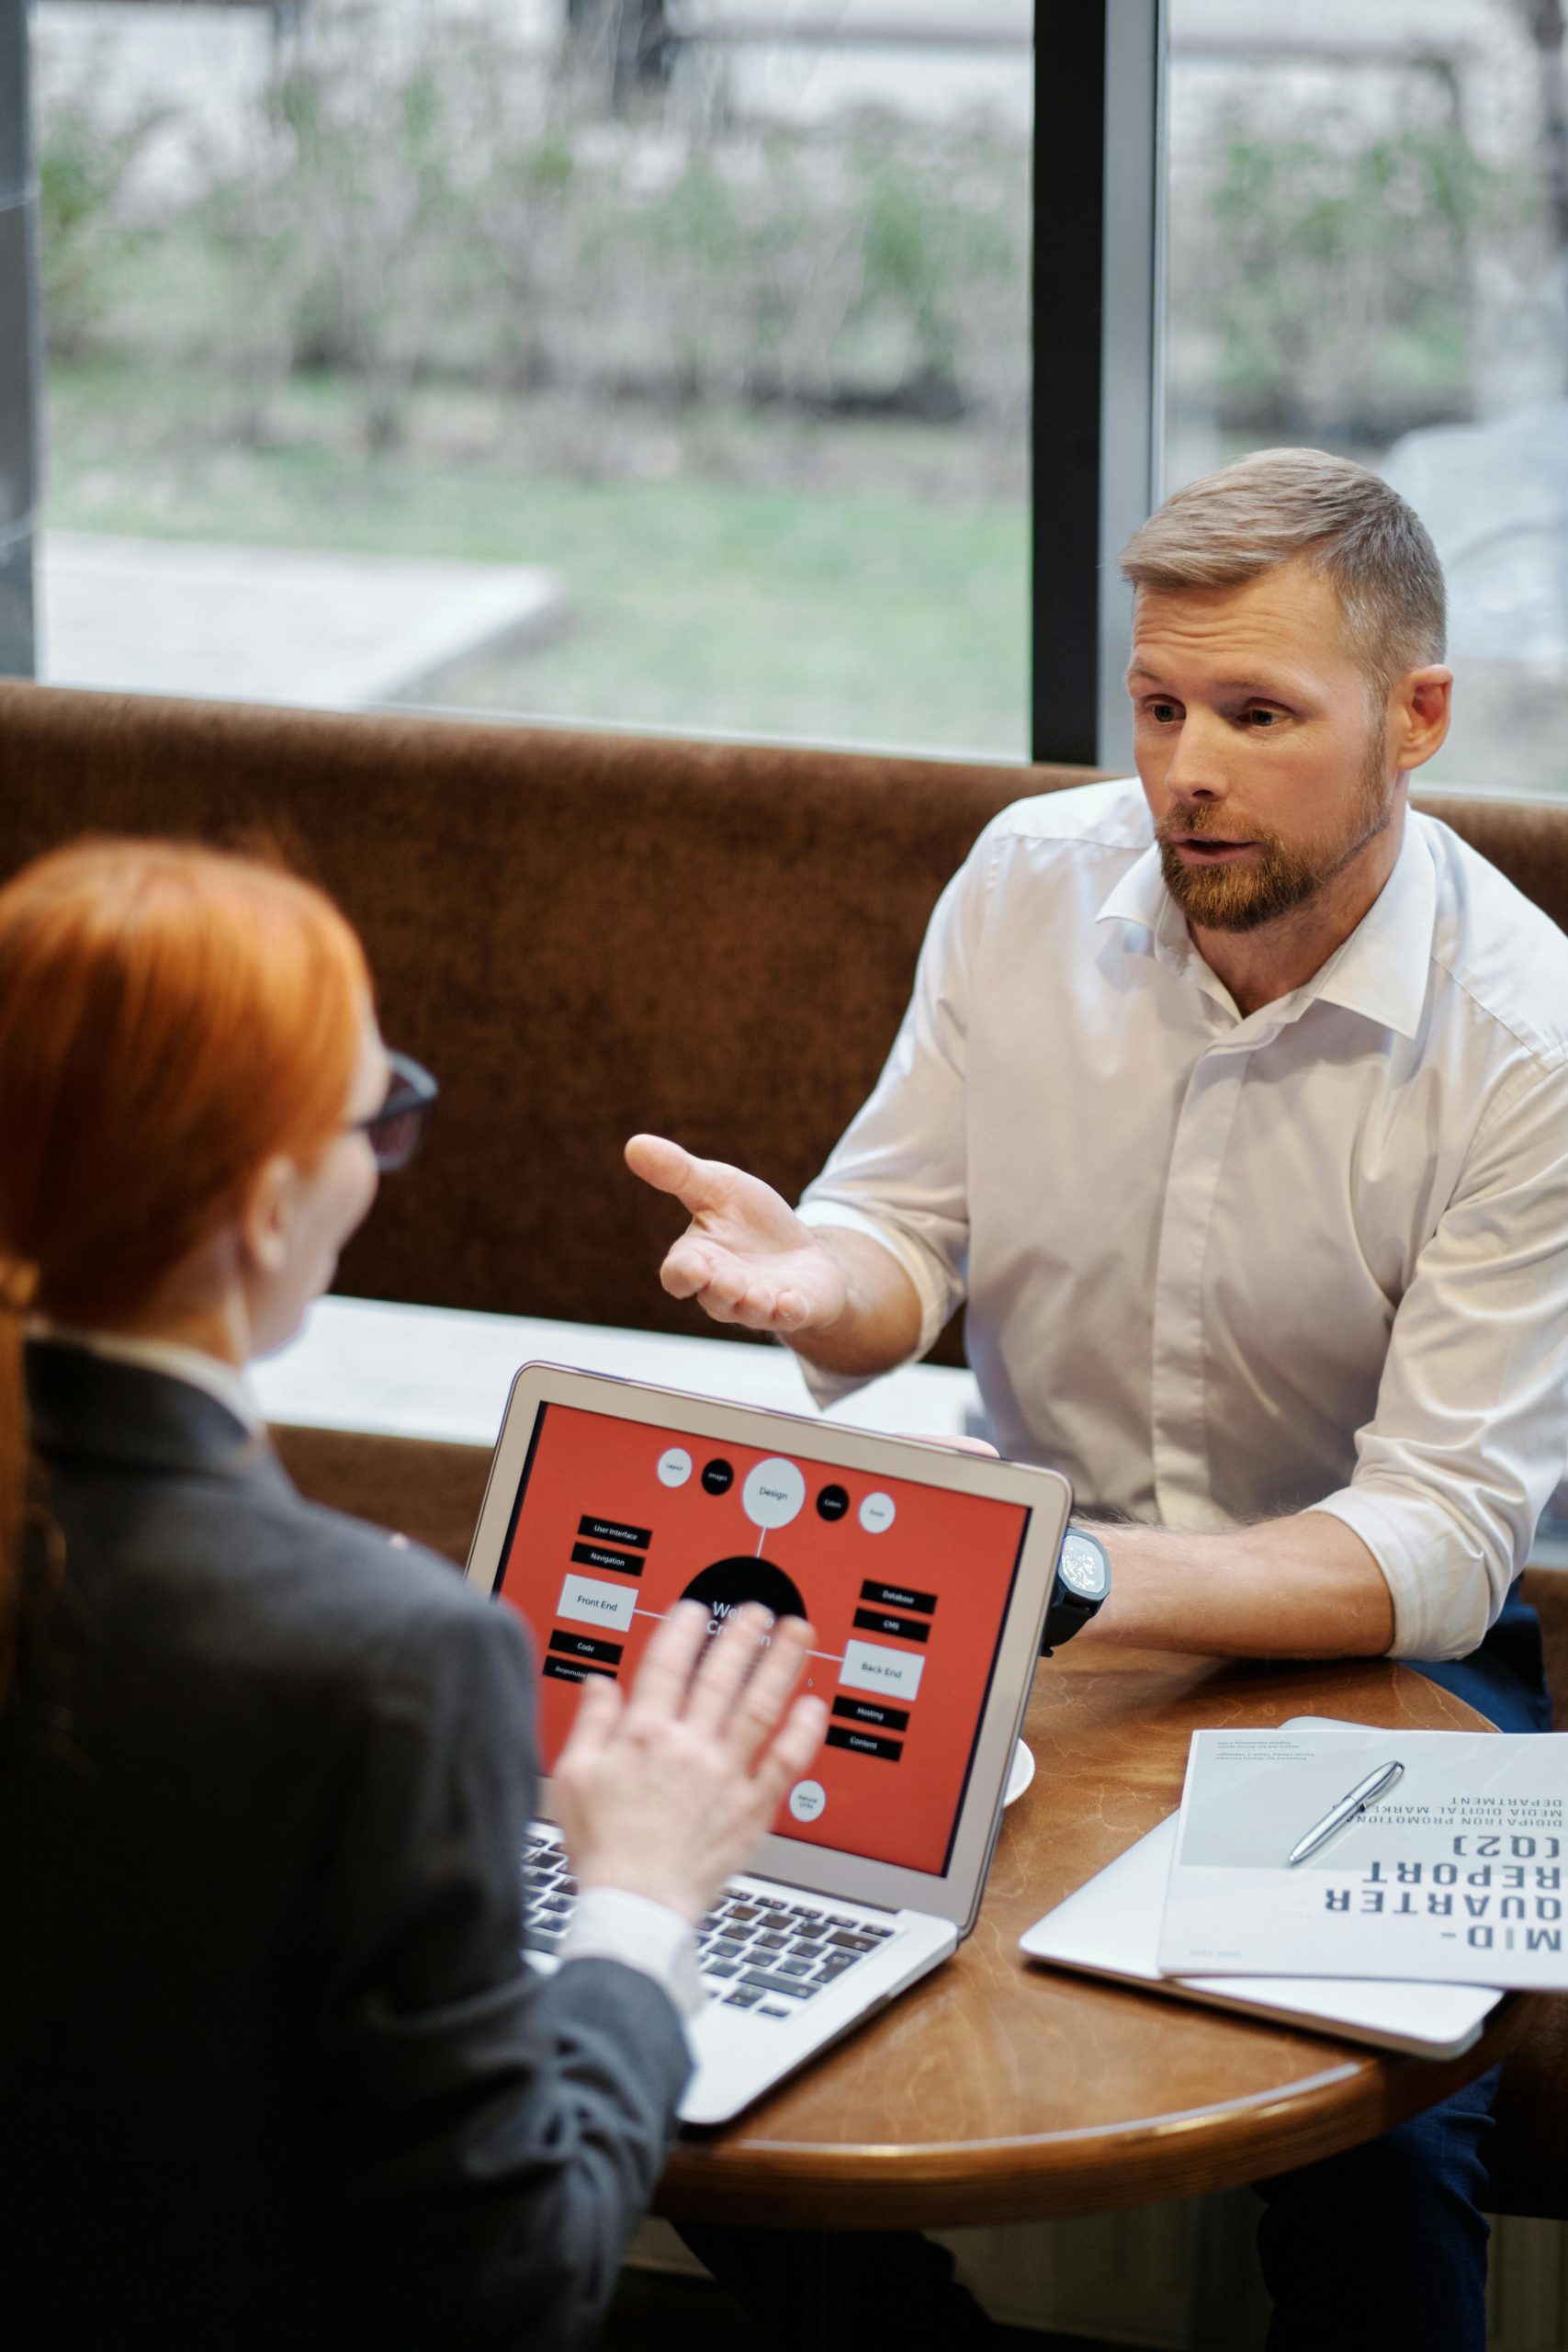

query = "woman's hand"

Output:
[[552, 1599, 829, 1923]]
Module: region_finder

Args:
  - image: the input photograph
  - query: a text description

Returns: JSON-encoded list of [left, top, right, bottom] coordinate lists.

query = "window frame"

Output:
[[0, 0, 40, 683], [1031, 0, 1166, 770]]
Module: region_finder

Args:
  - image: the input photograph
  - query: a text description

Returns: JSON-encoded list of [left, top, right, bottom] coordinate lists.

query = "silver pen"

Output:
[[1286, 1759, 1404, 1866]]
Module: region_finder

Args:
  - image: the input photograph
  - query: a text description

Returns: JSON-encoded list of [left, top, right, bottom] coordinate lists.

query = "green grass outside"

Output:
[[44, 360, 1031, 756]]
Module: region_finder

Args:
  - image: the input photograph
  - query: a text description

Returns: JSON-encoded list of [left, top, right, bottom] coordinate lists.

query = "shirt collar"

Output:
[[1094, 818, 1437, 1043], [28, 1319, 265, 1437], [1311, 820, 1437, 1042], [1096, 842, 1187, 954]]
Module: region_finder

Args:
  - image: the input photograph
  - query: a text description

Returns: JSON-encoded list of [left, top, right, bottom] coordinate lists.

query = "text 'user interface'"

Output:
[[494, 1403, 1031, 1877]]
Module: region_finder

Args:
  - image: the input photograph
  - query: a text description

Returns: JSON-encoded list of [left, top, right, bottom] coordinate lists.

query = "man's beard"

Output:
[[1155, 742, 1395, 935]]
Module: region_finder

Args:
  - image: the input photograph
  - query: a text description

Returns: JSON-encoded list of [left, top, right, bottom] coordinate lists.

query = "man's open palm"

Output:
[[625, 1134, 849, 1336]]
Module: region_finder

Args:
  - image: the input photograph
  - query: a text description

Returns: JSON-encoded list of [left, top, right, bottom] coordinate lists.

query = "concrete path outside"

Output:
[[38, 529, 563, 709]]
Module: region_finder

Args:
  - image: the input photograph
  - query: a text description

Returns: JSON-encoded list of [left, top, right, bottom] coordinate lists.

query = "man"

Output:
[[627, 449, 1568, 2347]]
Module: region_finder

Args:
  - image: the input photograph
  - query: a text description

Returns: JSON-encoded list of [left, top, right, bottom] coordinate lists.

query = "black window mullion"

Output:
[[1032, 0, 1107, 768], [1032, 0, 1165, 771]]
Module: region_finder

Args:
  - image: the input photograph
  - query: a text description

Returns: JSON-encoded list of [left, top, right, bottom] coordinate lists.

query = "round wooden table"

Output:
[[657, 1645, 1529, 2229]]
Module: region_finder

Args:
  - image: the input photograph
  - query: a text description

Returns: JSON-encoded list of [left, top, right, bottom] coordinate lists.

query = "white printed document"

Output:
[[1157, 1729, 1568, 1990]]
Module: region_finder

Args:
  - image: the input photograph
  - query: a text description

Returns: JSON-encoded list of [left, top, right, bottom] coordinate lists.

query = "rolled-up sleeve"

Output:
[[1307, 1055, 1568, 1661], [795, 834, 997, 1401]]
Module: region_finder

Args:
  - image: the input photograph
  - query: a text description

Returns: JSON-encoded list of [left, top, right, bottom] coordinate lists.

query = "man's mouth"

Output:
[[1168, 834, 1262, 865]]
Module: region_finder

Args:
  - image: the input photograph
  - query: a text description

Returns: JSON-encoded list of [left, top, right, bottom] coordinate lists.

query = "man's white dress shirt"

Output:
[[799, 778, 1568, 1663]]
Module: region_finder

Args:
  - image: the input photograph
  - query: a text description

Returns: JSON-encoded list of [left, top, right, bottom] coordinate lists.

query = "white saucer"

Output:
[[1005, 1738, 1035, 1806]]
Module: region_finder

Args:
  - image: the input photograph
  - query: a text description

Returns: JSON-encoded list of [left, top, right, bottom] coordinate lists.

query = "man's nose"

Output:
[[1163, 712, 1231, 802]]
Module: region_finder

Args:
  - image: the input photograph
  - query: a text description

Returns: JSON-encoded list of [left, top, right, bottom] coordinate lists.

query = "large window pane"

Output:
[[32, 0, 1031, 757], [1166, 1, 1568, 797]]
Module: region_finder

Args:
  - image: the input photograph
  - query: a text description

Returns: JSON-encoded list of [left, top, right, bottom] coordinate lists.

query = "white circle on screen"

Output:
[[859, 1491, 896, 1534], [657, 1447, 693, 1488], [742, 1457, 807, 1531], [788, 1780, 826, 1823]]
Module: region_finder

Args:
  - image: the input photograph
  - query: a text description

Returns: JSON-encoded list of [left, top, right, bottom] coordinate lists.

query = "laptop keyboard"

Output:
[[522, 1827, 897, 2020]]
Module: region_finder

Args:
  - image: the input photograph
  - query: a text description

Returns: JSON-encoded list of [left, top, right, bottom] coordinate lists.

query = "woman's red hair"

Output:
[[0, 837, 369, 1692]]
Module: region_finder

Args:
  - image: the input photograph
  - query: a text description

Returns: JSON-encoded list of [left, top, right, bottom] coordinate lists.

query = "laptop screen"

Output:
[[490, 1401, 1032, 1879]]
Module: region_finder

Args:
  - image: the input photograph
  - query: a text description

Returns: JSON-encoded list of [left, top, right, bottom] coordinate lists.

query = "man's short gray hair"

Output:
[[1120, 447, 1446, 695]]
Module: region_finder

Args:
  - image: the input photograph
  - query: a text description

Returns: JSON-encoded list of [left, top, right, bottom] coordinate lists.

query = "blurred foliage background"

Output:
[[29, 1, 1568, 776]]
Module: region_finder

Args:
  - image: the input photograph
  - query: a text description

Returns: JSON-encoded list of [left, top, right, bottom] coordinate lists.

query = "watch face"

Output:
[[1059, 1531, 1110, 1600]]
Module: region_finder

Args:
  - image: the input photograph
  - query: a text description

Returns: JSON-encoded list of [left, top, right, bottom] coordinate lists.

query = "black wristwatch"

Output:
[[1041, 1525, 1111, 1655]]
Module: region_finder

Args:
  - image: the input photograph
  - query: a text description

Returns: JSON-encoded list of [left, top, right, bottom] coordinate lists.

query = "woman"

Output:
[[0, 838, 823, 2352]]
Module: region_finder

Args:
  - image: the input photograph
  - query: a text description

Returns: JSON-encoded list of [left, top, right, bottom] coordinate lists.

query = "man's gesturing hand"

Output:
[[552, 1600, 829, 1923], [625, 1133, 850, 1337]]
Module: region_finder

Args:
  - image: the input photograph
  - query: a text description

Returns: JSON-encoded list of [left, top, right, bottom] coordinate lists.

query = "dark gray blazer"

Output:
[[0, 1343, 689, 2352]]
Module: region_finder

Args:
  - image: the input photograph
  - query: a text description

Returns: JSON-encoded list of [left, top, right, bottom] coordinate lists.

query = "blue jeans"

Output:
[[1255, 1581, 1551, 2352]]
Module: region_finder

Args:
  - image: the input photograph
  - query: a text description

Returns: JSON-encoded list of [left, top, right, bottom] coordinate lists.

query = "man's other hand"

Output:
[[625, 1133, 851, 1337]]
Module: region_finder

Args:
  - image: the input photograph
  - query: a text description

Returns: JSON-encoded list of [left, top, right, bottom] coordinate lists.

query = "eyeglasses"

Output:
[[353, 1050, 439, 1172]]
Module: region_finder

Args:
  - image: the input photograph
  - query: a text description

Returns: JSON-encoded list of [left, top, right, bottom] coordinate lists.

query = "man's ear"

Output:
[[238, 1154, 297, 1281], [1393, 664, 1453, 774]]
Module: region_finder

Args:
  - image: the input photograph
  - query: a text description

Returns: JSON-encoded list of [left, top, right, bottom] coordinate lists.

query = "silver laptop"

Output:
[[465, 1362, 1072, 2124]]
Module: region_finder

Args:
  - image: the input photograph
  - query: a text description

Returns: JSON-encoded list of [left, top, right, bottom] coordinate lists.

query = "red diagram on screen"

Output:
[[494, 1404, 1029, 1876]]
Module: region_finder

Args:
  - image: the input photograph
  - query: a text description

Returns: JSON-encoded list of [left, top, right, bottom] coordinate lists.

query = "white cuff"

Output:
[[796, 1203, 952, 1355], [793, 1347, 876, 1415], [558, 1887, 705, 2023], [1303, 1486, 1497, 1664]]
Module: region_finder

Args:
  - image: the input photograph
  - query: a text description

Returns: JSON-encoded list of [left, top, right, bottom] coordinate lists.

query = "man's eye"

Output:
[[1149, 701, 1179, 724], [1243, 707, 1280, 728]]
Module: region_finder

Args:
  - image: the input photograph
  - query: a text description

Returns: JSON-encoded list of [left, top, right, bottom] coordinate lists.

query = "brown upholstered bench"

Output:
[[2, 677, 1565, 2215], [4, 681, 1564, 1350]]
